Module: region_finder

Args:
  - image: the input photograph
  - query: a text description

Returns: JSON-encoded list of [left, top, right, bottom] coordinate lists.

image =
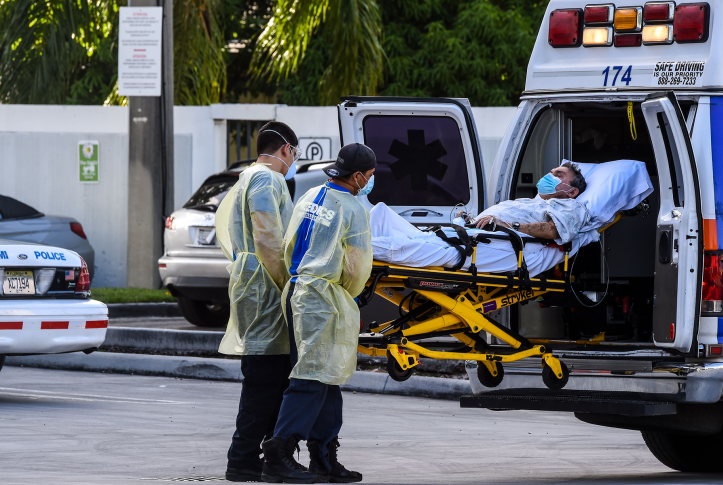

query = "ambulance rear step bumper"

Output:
[[460, 389, 678, 416], [466, 361, 723, 403]]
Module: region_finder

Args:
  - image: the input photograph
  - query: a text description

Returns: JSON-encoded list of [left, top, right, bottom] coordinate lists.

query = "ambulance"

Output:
[[340, 0, 723, 473]]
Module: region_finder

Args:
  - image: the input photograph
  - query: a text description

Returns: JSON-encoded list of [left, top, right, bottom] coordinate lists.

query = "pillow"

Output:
[[568, 159, 654, 230]]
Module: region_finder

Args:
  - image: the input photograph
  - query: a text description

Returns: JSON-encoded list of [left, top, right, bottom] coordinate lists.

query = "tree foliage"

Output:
[[251, 0, 383, 105], [0, 0, 229, 105], [172, 0, 226, 105], [0, 0, 121, 104], [0, 0, 549, 106], [279, 0, 549, 106]]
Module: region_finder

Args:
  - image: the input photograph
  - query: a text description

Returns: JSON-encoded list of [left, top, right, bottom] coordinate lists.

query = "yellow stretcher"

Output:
[[356, 223, 583, 390]]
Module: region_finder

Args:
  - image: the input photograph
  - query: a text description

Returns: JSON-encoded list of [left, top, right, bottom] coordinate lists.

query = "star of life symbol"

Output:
[[388, 130, 448, 191]]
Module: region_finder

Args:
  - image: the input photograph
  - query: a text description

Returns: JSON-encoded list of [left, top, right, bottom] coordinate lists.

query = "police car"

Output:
[[339, 0, 723, 472], [0, 240, 108, 373]]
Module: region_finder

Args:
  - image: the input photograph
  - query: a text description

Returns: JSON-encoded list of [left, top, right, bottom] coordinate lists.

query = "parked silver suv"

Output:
[[159, 160, 330, 327]]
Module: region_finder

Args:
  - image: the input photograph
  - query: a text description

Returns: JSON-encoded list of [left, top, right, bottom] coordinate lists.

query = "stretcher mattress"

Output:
[[371, 160, 654, 277]]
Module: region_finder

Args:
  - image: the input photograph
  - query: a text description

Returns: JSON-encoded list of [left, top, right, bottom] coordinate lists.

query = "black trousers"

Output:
[[227, 353, 292, 469], [273, 282, 344, 471]]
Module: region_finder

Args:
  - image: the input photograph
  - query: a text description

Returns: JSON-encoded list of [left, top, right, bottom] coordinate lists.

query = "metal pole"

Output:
[[126, 0, 174, 289]]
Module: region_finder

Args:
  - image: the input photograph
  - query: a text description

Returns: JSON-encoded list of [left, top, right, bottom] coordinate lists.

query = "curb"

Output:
[[5, 353, 471, 400], [102, 327, 222, 353], [101, 327, 466, 374], [107, 303, 182, 318]]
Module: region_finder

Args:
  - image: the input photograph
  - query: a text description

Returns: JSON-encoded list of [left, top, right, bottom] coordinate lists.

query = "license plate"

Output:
[[197, 227, 217, 246], [3, 271, 35, 295]]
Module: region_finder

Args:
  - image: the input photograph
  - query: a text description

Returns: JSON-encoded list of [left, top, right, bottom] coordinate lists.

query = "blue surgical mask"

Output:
[[356, 173, 374, 196], [284, 161, 297, 180], [536, 173, 563, 195]]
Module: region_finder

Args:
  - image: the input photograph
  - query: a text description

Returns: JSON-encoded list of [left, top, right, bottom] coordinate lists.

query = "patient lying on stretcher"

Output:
[[370, 159, 655, 277], [457, 161, 588, 245]]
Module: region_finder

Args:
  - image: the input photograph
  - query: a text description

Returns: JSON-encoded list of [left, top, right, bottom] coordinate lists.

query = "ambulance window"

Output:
[[657, 112, 685, 207], [362, 115, 470, 207], [513, 108, 560, 199], [568, 107, 657, 175]]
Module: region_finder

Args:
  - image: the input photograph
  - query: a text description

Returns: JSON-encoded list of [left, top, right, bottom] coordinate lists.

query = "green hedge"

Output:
[[92, 287, 176, 304]]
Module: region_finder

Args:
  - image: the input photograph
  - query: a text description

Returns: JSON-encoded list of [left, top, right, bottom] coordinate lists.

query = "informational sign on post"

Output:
[[118, 7, 163, 96], [79, 141, 100, 183], [298, 138, 332, 161]]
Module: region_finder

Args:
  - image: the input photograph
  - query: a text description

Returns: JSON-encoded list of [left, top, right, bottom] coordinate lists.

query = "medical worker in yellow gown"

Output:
[[260, 143, 375, 484], [215, 122, 300, 483]]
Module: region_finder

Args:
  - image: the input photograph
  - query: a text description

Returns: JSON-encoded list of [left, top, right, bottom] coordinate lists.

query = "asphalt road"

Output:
[[0, 367, 719, 485]]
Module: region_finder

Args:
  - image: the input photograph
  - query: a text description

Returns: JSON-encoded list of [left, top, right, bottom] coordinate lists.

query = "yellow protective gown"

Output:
[[282, 182, 373, 385], [215, 163, 293, 355]]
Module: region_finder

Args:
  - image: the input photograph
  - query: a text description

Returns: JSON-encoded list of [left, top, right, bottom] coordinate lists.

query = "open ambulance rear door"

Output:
[[641, 92, 703, 351], [337, 97, 486, 225]]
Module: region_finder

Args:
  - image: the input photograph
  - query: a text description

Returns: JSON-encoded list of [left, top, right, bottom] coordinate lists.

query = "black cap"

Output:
[[323, 143, 376, 178]]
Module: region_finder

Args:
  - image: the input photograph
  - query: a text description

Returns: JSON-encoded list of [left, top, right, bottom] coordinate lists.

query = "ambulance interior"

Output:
[[511, 101, 693, 345]]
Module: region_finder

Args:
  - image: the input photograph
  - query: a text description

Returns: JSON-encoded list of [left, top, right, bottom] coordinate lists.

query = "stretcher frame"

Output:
[[357, 224, 579, 389]]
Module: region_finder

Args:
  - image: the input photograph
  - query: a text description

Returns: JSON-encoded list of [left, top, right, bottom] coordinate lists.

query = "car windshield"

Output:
[[0, 195, 43, 220], [184, 180, 236, 211]]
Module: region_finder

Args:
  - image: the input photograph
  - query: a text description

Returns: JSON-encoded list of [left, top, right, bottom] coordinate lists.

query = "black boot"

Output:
[[226, 460, 262, 482], [261, 436, 321, 484], [307, 438, 362, 483]]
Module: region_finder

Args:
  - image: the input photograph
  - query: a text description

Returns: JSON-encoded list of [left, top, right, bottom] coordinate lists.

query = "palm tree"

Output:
[[0, 0, 226, 106], [251, 0, 384, 105]]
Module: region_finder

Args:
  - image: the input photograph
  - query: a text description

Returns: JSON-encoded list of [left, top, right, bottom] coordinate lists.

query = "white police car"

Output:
[[0, 239, 107, 372]]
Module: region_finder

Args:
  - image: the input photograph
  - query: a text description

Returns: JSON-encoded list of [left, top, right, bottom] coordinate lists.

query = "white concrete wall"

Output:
[[0, 103, 515, 287]]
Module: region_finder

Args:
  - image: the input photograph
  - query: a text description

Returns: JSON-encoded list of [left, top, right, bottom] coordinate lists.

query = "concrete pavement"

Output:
[[1, 366, 717, 485]]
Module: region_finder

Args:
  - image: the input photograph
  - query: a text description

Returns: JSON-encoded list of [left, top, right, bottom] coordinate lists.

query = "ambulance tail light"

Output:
[[549, 9, 583, 47], [644, 2, 675, 22], [75, 257, 91, 293], [673, 3, 709, 43], [708, 345, 723, 357], [583, 27, 613, 46], [584, 5, 615, 24], [615, 33, 643, 46], [642, 24, 674, 43], [165, 216, 175, 230], [615, 7, 643, 31], [701, 253, 722, 313]]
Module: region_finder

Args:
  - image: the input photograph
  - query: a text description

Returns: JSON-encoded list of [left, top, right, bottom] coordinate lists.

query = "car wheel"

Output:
[[642, 430, 723, 472], [177, 296, 229, 328], [0, 355, 5, 373]]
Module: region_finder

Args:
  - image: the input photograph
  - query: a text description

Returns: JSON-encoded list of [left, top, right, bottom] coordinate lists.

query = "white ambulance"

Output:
[[341, 0, 723, 473]]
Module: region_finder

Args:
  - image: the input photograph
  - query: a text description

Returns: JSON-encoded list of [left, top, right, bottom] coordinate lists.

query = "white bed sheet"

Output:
[[371, 203, 596, 277], [370, 159, 653, 276]]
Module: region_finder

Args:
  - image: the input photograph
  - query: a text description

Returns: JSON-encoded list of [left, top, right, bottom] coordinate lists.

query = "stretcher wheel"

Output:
[[542, 361, 569, 390], [387, 353, 413, 382], [477, 362, 504, 388]]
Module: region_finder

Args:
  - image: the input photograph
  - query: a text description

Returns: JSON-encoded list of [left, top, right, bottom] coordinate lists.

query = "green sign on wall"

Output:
[[79, 141, 100, 183]]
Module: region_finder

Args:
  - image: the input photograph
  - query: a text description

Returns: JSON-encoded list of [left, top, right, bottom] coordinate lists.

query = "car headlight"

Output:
[[34, 268, 55, 296]]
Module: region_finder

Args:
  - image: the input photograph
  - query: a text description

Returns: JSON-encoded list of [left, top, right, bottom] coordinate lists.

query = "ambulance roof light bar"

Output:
[[549, 2, 708, 48]]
